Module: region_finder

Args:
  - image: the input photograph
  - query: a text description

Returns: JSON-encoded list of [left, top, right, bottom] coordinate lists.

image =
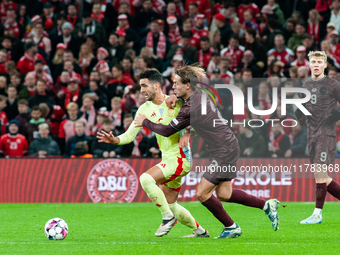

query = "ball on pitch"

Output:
[[44, 218, 68, 240]]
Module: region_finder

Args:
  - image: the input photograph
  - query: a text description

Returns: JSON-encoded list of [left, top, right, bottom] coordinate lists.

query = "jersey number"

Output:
[[320, 152, 327, 162], [311, 94, 317, 104]]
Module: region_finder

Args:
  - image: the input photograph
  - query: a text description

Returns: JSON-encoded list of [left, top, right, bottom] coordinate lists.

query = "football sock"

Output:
[[139, 173, 173, 219], [315, 183, 327, 209], [227, 189, 266, 209], [327, 180, 340, 200], [201, 195, 234, 227], [313, 208, 322, 216], [169, 202, 205, 234]]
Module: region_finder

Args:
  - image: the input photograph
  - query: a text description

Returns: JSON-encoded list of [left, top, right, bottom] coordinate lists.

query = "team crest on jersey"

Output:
[[159, 108, 164, 116], [320, 87, 327, 94], [312, 88, 317, 92], [168, 109, 174, 117]]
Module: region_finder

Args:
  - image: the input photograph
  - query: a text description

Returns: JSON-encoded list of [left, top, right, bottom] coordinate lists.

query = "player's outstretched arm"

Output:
[[134, 113, 178, 137], [97, 130, 120, 144]]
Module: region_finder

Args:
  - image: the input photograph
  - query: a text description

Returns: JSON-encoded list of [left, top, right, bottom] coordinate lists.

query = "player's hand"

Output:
[[97, 130, 116, 144], [165, 94, 177, 109], [134, 113, 147, 127], [330, 108, 340, 122], [179, 132, 190, 148]]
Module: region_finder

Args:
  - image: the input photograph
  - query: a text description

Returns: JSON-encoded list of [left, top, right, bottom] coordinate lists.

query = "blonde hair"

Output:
[[308, 51, 327, 63], [175, 63, 206, 88], [111, 97, 121, 103], [82, 93, 94, 101], [38, 123, 49, 130], [308, 9, 321, 23], [75, 119, 86, 127], [66, 102, 79, 110]]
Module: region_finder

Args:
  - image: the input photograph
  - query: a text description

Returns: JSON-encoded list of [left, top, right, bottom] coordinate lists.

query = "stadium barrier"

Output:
[[0, 158, 339, 203]]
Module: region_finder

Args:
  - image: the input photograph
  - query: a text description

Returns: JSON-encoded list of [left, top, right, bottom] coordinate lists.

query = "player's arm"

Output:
[[136, 105, 190, 137], [330, 80, 340, 122]]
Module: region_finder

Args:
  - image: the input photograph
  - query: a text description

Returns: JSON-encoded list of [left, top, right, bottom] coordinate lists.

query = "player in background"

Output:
[[134, 64, 279, 238], [295, 51, 340, 224], [97, 70, 208, 238]]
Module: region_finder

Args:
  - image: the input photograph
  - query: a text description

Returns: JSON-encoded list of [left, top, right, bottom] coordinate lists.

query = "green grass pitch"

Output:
[[0, 202, 339, 255]]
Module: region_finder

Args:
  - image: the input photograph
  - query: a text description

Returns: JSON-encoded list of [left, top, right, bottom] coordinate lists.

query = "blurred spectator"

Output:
[[166, 14, 180, 44], [17, 42, 45, 75], [10, 72, 23, 92], [91, 107, 109, 136], [237, 0, 260, 24], [23, 105, 47, 144], [237, 120, 266, 157], [55, 21, 80, 59], [268, 122, 291, 158], [28, 123, 60, 157], [206, 51, 221, 77], [109, 97, 124, 131], [70, 141, 93, 158], [221, 34, 244, 73], [132, 0, 161, 32], [288, 22, 308, 53], [74, 12, 106, 47], [27, 59, 54, 90], [291, 46, 309, 67], [65, 119, 92, 158], [267, 0, 285, 24], [198, 37, 214, 69], [121, 56, 135, 82], [284, 121, 307, 158], [185, 0, 211, 23], [307, 9, 321, 48], [92, 118, 122, 158], [4, 84, 18, 120], [328, 66, 340, 81], [28, 79, 55, 108], [245, 28, 266, 65], [0, 95, 8, 135], [107, 33, 125, 64], [190, 14, 209, 50], [39, 103, 65, 139], [15, 99, 30, 134], [330, 0, 340, 34], [0, 76, 7, 96], [238, 50, 263, 78], [83, 80, 108, 110], [213, 13, 229, 48], [107, 64, 134, 99], [116, 14, 139, 50], [166, 31, 197, 63], [0, 119, 28, 158], [53, 50, 82, 81], [30, 20, 51, 56], [80, 93, 96, 130]]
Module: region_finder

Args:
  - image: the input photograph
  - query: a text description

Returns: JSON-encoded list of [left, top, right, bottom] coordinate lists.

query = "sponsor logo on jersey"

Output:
[[87, 159, 138, 203], [151, 111, 156, 117]]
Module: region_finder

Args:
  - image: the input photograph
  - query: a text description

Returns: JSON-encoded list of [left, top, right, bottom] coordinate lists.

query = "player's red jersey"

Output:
[[198, 47, 214, 69], [267, 47, 295, 65], [0, 111, 8, 135], [17, 53, 46, 75], [237, 3, 260, 23], [185, 0, 211, 23], [220, 46, 244, 72], [0, 0, 17, 24], [0, 133, 28, 157], [47, 105, 66, 135]]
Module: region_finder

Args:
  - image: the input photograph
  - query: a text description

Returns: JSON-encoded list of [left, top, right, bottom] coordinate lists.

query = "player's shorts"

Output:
[[156, 156, 191, 191], [308, 135, 336, 166], [203, 141, 240, 185]]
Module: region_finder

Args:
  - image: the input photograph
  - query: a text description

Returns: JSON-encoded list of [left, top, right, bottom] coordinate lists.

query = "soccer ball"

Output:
[[44, 218, 68, 240]]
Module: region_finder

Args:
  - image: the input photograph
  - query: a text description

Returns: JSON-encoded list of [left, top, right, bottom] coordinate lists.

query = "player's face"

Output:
[[139, 78, 156, 101], [173, 74, 188, 99], [309, 57, 327, 77]]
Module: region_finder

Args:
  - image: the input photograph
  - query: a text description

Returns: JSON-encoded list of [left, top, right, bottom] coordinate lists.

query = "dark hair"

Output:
[[86, 34, 97, 42], [124, 113, 133, 119], [188, 2, 198, 8], [64, 49, 73, 55], [113, 64, 124, 72], [103, 118, 113, 125], [139, 69, 163, 84], [89, 80, 99, 88], [246, 28, 256, 39], [224, 1, 235, 9], [230, 34, 239, 41], [122, 55, 132, 63], [56, 13, 67, 20], [18, 99, 28, 106], [200, 36, 210, 42], [36, 78, 46, 85], [24, 42, 36, 52], [31, 105, 41, 112]]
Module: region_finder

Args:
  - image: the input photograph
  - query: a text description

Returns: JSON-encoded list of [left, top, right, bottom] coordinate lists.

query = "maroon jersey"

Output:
[[143, 90, 238, 159], [302, 76, 340, 138]]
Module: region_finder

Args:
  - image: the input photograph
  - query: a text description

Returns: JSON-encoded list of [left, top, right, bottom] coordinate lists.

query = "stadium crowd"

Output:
[[0, 0, 339, 158]]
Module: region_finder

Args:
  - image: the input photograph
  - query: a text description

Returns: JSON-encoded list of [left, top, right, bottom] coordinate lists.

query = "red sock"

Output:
[[227, 189, 266, 209], [201, 195, 234, 227], [315, 183, 327, 209], [327, 180, 340, 200]]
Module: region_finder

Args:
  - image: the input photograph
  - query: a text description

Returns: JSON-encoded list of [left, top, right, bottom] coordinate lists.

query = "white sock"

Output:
[[313, 208, 322, 216], [227, 222, 236, 228], [193, 225, 206, 235], [162, 211, 174, 220]]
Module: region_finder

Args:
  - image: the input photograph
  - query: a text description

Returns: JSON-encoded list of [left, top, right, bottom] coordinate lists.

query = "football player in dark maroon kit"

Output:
[[134, 64, 279, 238], [296, 51, 340, 224]]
